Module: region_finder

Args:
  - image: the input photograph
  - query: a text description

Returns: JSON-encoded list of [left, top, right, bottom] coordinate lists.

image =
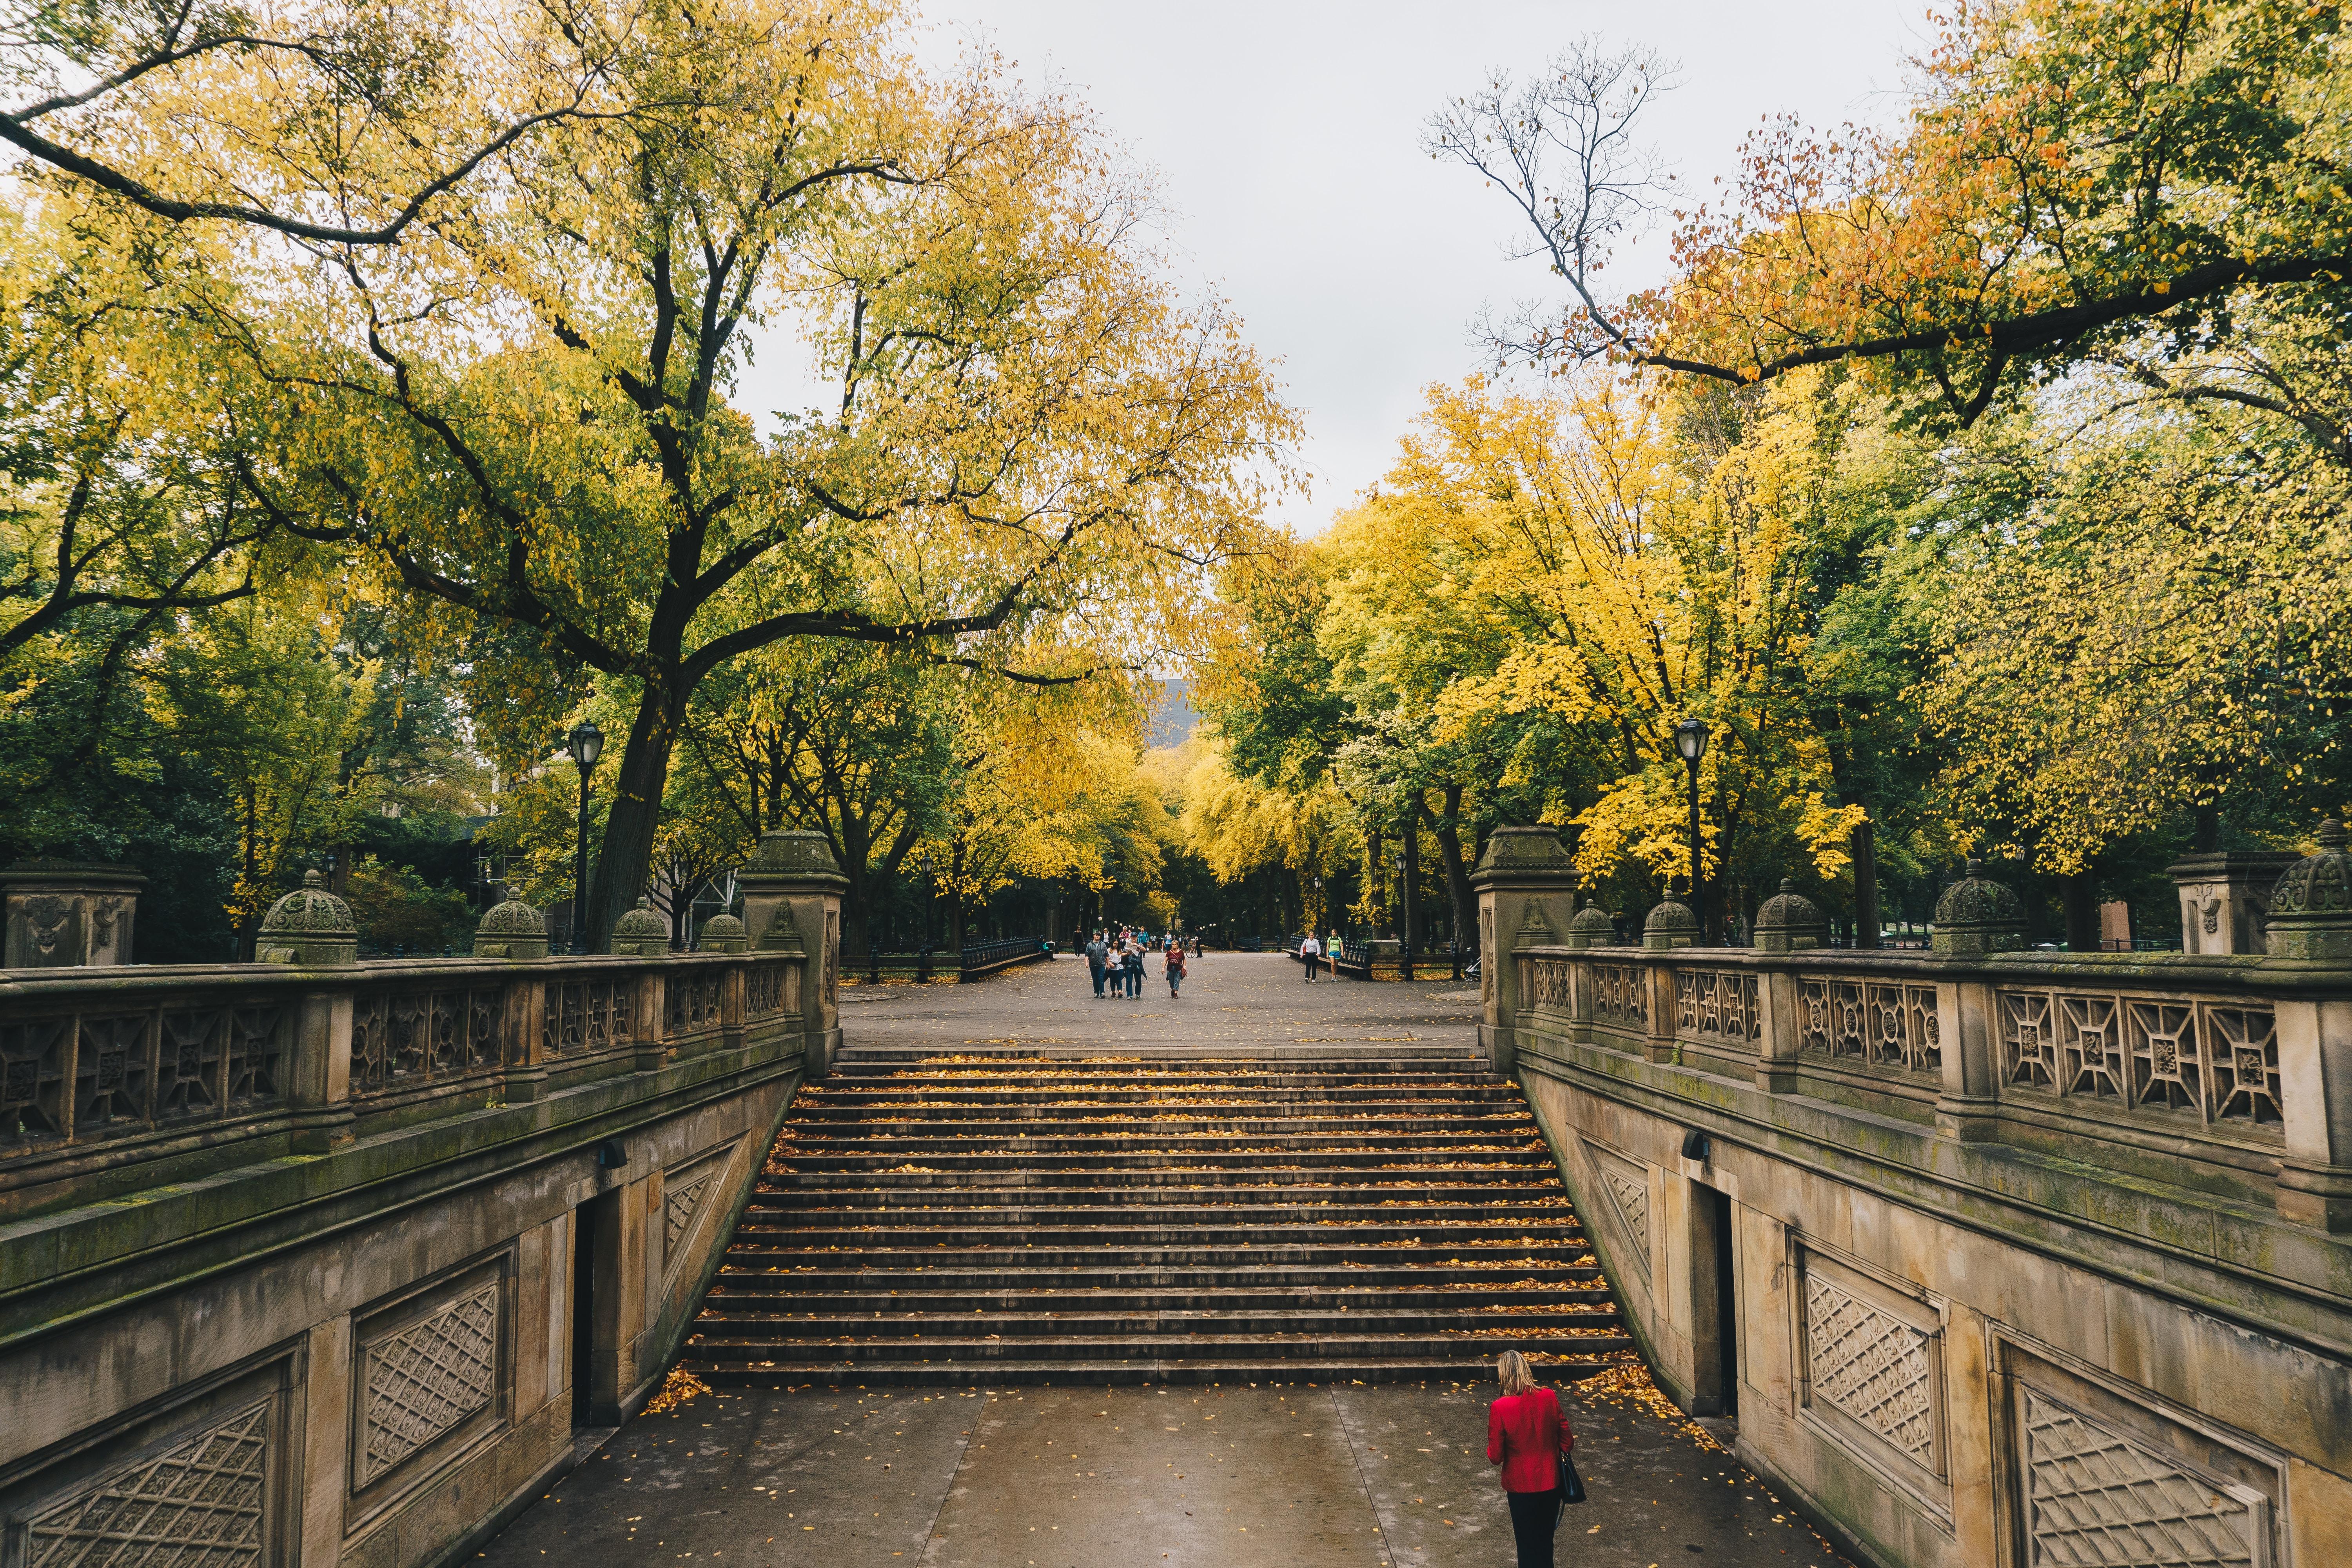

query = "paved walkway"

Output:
[[475, 956, 1858, 1568], [836, 950, 1480, 1055]]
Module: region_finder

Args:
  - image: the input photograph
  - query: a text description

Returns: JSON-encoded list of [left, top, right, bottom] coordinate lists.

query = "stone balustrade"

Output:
[[1471, 824, 2352, 1568], [0, 948, 814, 1219], [0, 828, 857, 1568], [1507, 942, 2348, 1227]]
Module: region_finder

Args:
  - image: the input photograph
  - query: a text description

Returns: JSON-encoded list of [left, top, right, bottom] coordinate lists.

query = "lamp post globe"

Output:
[[1674, 717, 1708, 764], [567, 719, 604, 954]]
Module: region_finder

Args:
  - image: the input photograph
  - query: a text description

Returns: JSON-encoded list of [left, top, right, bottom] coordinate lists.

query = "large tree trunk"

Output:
[[2063, 870, 2098, 952], [1432, 783, 1474, 957], [587, 676, 684, 953], [1850, 818, 1881, 948]]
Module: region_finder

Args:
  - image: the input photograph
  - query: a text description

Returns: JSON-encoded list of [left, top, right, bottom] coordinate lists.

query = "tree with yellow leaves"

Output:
[[167, 0, 1295, 948], [1435, 4, 2352, 432]]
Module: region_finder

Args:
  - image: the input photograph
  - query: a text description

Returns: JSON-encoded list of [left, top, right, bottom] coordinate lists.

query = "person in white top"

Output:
[[1300, 932, 1322, 982]]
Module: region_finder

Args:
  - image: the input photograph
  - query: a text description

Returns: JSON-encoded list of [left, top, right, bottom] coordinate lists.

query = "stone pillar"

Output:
[[286, 987, 355, 1154], [1, 859, 145, 967], [1468, 827, 1580, 1076], [1642, 897, 1696, 1065], [1936, 976, 2004, 1143], [2169, 851, 2300, 955], [1752, 882, 1824, 1094], [1928, 862, 2019, 1141], [737, 829, 848, 1076], [2263, 823, 2352, 1229], [1561, 906, 1615, 1042]]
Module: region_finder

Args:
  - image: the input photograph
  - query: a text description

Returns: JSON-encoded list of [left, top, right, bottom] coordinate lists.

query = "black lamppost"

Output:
[[566, 719, 604, 954], [1674, 717, 1709, 940]]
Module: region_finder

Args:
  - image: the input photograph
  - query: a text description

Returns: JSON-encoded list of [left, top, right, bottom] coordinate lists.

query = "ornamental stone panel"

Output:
[[1804, 1268, 1938, 1468], [23, 1398, 274, 1568], [2021, 1388, 2259, 1567], [358, 1281, 502, 1486], [1582, 1138, 1651, 1278]]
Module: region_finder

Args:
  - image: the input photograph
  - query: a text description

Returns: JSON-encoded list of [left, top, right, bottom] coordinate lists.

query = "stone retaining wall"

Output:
[[1475, 827, 2352, 1568], [0, 943, 831, 1568]]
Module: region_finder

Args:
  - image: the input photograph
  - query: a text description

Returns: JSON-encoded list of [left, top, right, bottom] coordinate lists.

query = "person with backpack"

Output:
[[1487, 1349, 1579, 1568]]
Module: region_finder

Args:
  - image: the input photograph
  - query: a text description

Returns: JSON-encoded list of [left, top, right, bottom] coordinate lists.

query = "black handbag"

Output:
[[1557, 1450, 1587, 1507]]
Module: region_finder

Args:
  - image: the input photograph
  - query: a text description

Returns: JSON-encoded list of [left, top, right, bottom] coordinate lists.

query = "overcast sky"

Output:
[[740, 1, 1934, 533]]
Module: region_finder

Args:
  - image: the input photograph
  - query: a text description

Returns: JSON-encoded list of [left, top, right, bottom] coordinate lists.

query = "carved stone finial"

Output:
[[2266, 820, 2352, 960], [1642, 896, 1698, 951], [1563, 904, 1619, 951], [697, 912, 748, 953], [1931, 860, 2026, 954], [1755, 878, 1828, 953], [609, 895, 673, 956], [474, 895, 549, 960], [256, 871, 358, 965]]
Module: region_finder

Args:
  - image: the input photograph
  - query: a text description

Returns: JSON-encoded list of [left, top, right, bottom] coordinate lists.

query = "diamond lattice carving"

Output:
[[1601, 1165, 1649, 1259], [2021, 1390, 2254, 1567], [1805, 1272, 1937, 1465], [26, 1397, 272, 1568], [665, 1172, 715, 1261], [361, 1283, 499, 1483]]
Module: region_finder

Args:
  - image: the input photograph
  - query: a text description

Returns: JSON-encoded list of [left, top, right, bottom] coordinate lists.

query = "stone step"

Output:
[[695, 1356, 1615, 1388], [723, 1244, 1593, 1272], [781, 1105, 1534, 1128], [733, 1220, 1587, 1248], [807, 1082, 1520, 1100], [775, 1151, 1555, 1174], [679, 1052, 1621, 1389], [717, 1263, 1606, 1290], [744, 1193, 1575, 1219], [775, 1133, 1541, 1156], [773, 1168, 1562, 1192], [698, 1285, 1617, 1313], [684, 1331, 1634, 1364], [691, 1307, 1616, 1338], [828, 1068, 1495, 1088]]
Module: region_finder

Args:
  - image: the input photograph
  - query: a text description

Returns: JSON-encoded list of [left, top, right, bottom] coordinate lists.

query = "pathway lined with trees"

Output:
[[480, 955, 1857, 1568]]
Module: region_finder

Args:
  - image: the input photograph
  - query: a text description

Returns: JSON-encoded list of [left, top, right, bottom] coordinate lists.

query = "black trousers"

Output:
[[1506, 1488, 1559, 1568]]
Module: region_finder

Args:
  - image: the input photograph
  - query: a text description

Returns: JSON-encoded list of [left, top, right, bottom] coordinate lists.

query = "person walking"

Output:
[[1123, 938, 1144, 998], [1085, 932, 1109, 999], [1329, 928, 1347, 980], [1164, 940, 1187, 998], [1299, 931, 1322, 982], [1487, 1349, 1574, 1568]]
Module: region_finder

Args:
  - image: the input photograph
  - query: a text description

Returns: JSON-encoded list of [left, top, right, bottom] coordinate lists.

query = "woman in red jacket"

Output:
[[1486, 1349, 1573, 1568]]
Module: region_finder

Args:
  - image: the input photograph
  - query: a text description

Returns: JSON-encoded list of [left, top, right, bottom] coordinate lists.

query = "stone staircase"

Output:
[[678, 1047, 1632, 1386]]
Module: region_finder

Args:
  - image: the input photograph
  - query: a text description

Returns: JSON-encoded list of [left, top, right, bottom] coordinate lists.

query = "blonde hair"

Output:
[[1496, 1349, 1535, 1396]]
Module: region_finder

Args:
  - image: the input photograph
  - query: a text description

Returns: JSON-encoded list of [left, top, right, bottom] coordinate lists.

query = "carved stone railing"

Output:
[[0, 949, 810, 1214], [1506, 942, 2352, 1228]]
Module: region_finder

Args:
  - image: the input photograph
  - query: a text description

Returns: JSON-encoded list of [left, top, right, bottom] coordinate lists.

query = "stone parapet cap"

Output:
[[0, 948, 776, 993], [0, 859, 148, 890], [1468, 824, 1577, 889], [2166, 850, 2302, 878], [736, 828, 851, 892], [1508, 942, 2352, 995]]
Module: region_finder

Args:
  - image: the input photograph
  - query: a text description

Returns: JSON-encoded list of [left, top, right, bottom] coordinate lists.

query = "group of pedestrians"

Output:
[[1082, 927, 1189, 999], [1296, 928, 1346, 981]]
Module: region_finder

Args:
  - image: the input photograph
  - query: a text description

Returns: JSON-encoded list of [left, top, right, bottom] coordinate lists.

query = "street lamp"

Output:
[[1674, 718, 1708, 939], [566, 719, 604, 954]]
